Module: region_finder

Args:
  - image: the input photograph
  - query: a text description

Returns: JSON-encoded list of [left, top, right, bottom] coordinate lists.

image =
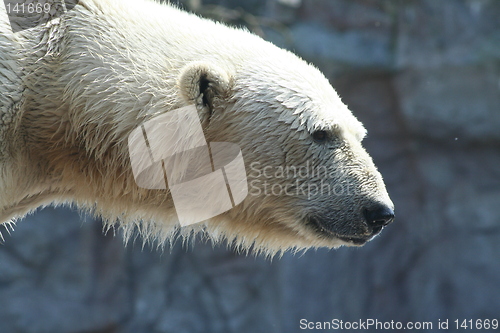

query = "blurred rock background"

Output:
[[1, 0, 499, 332]]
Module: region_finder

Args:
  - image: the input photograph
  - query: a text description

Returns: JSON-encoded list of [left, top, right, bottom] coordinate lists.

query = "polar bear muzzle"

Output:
[[305, 202, 394, 246]]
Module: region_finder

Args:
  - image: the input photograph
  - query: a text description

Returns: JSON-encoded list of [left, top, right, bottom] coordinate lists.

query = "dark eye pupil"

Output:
[[312, 130, 327, 142]]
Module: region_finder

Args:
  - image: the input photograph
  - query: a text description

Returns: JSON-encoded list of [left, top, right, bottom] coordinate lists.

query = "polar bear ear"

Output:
[[178, 62, 230, 115]]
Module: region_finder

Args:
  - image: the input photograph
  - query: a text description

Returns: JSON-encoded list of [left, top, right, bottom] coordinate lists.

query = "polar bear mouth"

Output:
[[337, 229, 382, 245], [305, 216, 383, 245]]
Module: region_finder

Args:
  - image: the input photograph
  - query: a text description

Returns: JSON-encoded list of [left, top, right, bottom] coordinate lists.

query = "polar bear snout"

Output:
[[304, 200, 394, 245], [363, 204, 395, 228]]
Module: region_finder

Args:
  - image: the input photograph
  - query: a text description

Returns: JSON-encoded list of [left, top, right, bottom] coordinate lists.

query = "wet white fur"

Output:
[[0, 0, 391, 256]]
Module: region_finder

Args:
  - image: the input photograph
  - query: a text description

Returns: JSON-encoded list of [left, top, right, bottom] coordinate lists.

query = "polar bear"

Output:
[[0, 0, 394, 254]]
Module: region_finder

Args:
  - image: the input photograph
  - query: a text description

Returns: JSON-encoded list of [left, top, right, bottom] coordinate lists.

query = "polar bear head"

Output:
[[175, 51, 394, 253]]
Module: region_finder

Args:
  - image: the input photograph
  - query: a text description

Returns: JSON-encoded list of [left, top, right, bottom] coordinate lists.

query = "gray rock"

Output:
[[291, 23, 393, 71], [395, 0, 500, 69], [395, 65, 500, 143]]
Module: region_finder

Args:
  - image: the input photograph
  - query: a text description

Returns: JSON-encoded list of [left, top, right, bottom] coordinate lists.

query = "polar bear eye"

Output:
[[312, 130, 328, 143]]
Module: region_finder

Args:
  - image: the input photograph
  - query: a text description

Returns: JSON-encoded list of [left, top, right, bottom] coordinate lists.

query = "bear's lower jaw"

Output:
[[337, 228, 382, 245], [305, 216, 383, 246]]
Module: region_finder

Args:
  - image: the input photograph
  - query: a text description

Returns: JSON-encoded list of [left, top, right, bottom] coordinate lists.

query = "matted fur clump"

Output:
[[0, 0, 394, 256]]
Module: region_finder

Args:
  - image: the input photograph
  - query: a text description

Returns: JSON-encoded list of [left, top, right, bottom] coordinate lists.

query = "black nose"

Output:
[[364, 204, 395, 228]]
